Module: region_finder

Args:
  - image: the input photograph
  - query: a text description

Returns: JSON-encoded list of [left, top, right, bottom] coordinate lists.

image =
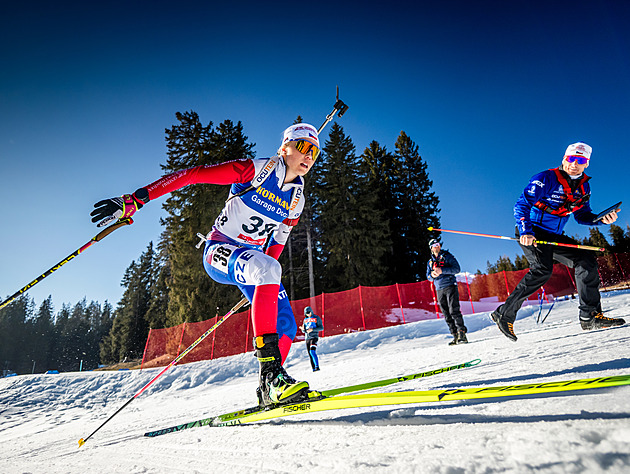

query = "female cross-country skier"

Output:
[[90, 123, 321, 407]]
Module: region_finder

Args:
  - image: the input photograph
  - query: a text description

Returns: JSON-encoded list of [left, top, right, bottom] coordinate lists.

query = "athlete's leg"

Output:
[[203, 241, 307, 405]]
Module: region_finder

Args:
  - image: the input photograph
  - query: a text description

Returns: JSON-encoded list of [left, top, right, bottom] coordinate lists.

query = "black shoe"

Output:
[[580, 312, 625, 330], [313, 367, 320, 372], [448, 333, 459, 346], [255, 333, 309, 407], [491, 311, 517, 342], [457, 330, 468, 344]]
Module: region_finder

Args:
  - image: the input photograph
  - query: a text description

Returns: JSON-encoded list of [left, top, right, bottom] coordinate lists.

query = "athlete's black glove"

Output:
[[91, 188, 149, 227]]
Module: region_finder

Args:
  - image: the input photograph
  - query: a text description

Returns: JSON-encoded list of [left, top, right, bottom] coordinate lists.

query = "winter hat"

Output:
[[564, 142, 592, 160], [304, 306, 313, 315], [429, 239, 440, 248], [282, 123, 320, 148]]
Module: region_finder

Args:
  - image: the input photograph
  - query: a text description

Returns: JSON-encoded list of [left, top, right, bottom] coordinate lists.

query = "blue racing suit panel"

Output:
[[202, 239, 296, 343], [238, 283, 297, 343], [514, 168, 599, 236]]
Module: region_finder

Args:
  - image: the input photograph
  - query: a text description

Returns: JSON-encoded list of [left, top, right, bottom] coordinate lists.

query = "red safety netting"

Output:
[[141, 324, 186, 369], [141, 252, 630, 369], [598, 253, 630, 288], [321, 288, 364, 336], [396, 281, 440, 322]]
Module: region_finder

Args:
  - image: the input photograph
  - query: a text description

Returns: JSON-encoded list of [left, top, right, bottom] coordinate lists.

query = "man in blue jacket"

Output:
[[491, 142, 624, 341], [427, 239, 468, 345]]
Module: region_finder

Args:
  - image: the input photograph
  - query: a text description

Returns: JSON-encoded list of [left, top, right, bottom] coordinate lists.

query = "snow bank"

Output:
[[2, 291, 630, 473]]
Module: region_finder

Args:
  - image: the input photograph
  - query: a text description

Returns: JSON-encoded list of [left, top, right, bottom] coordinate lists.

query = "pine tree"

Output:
[[311, 124, 391, 291], [486, 253, 529, 274], [0, 295, 33, 375], [144, 232, 171, 330], [514, 254, 530, 270], [584, 227, 611, 254], [160, 113, 255, 324], [93, 301, 113, 366], [486, 255, 517, 274], [105, 243, 157, 362], [55, 299, 91, 371], [50, 304, 70, 371], [79, 300, 108, 370], [392, 131, 441, 282], [31, 296, 55, 373], [609, 224, 630, 253]]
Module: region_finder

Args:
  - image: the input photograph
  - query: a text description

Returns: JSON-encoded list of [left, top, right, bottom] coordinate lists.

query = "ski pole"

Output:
[[427, 227, 605, 252], [540, 300, 555, 324], [0, 218, 133, 311], [78, 296, 250, 447]]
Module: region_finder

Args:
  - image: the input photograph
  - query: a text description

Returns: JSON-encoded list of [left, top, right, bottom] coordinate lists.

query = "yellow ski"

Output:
[[217, 374, 630, 426]]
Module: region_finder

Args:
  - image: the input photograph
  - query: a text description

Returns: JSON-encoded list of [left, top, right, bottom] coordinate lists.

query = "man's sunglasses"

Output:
[[293, 139, 320, 160], [565, 155, 589, 165]]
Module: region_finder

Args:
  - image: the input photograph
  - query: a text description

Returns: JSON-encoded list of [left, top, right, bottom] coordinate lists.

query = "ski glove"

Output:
[[91, 188, 149, 227]]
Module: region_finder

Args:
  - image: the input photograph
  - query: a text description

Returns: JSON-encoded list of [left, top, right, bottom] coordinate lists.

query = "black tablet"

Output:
[[593, 201, 622, 223]]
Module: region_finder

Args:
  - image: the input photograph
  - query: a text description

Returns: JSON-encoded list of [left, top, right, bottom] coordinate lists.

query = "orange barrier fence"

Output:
[[141, 252, 630, 369]]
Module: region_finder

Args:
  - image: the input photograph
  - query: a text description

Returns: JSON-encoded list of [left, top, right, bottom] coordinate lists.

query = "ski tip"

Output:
[[78, 438, 85, 448]]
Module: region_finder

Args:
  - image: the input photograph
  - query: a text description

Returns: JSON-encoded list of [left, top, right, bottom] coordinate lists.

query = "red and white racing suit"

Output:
[[141, 157, 304, 361]]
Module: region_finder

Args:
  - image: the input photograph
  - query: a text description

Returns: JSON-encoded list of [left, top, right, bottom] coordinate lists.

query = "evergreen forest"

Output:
[[3, 111, 630, 375]]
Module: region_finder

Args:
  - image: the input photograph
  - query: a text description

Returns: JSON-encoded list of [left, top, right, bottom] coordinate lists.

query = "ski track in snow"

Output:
[[2, 290, 630, 473]]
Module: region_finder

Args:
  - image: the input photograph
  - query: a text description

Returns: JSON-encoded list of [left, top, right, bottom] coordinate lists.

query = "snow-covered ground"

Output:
[[2, 290, 630, 473]]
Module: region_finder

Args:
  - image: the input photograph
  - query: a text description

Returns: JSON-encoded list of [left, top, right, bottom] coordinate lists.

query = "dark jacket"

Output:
[[426, 250, 460, 290]]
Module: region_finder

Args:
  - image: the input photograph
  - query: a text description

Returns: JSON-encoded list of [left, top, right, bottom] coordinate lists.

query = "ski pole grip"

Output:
[[94, 218, 133, 242]]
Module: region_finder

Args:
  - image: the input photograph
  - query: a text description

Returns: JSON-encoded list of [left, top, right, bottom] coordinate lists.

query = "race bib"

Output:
[[207, 244, 238, 274]]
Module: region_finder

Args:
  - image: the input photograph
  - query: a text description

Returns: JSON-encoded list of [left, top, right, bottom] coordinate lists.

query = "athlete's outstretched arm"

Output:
[[91, 160, 255, 227]]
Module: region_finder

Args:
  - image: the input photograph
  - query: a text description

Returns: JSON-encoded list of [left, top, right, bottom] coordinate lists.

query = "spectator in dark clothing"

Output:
[[301, 306, 324, 371], [426, 239, 468, 345]]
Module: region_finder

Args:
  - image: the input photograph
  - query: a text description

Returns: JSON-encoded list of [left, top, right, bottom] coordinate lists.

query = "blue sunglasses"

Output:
[[565, 155, 589, 165]]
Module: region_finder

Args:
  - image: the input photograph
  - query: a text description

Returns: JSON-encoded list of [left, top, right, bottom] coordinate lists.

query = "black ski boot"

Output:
[[448, 332, 459, 345], [491, 310, 517, 342], [457, 330, 468, 344], [254, 333, 309, 407], [580, 311, 625, 330]]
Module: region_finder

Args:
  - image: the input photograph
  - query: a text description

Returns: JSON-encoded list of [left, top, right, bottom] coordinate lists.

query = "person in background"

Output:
[[301, 306, 324, 371], [90, 123, 322, 407], [491, 142, 625, 341], [426, 239, 468, 345]]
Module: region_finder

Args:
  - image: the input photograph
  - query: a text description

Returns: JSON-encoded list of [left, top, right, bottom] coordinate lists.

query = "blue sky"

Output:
[[1, 0, 629, 313]]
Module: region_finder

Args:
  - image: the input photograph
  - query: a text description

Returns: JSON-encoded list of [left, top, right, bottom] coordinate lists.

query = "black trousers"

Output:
[[496, 226, 601, 323], [436, 284, 467, 335]]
